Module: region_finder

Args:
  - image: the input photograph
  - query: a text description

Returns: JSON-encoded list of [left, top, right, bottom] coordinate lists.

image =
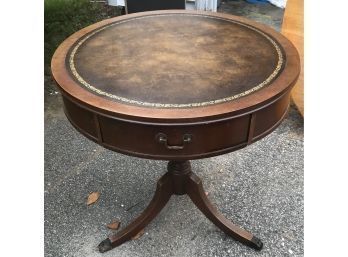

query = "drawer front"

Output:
[[63, 97, 98, 140], [253, 91, 290, 139], [98, 115, 250, 159]]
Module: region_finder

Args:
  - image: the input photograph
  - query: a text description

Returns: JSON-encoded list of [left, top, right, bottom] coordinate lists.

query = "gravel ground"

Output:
[[45, 1, 303, 257]]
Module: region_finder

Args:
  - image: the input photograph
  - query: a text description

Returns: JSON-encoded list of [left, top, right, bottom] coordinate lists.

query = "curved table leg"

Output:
[[186, 173, 263, 250], [98, 172, 174, 253]]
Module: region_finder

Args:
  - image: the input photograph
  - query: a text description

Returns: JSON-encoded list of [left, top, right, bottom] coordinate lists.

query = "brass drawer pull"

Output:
[[156, 133, 192, 150]]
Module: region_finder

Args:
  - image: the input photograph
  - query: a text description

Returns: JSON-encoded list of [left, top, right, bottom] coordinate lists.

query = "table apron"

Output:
[[62, 91, 290, 160]]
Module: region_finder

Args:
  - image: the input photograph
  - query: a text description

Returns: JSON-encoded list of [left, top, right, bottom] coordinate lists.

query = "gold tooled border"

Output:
[[69, 13, 284, 108]]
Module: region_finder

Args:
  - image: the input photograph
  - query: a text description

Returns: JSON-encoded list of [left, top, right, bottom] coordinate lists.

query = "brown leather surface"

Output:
[[69, 13, 284, 107], [53, 11, 299, 159]]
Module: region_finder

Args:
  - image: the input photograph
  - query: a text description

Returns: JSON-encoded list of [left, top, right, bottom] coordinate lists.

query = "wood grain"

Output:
[[52, 11, 300, 160], [51, 10, 300, 121], [282, 0, 304, 116]]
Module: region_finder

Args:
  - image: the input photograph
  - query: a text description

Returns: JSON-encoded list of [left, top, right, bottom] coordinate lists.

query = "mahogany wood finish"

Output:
[[282, 0, 304, 116], [51, 10, 300, 253], [98, 161, 263, 253]]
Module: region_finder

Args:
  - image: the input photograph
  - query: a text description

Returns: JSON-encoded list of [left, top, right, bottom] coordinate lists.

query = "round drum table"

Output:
[[51, 10, 300, 253]]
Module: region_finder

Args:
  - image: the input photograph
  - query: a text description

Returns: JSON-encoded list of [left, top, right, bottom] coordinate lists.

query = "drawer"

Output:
[[98, 114, 250, 159]]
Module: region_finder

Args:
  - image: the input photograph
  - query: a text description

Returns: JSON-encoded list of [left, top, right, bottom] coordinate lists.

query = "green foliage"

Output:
[[44, 0, 121, 75]]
